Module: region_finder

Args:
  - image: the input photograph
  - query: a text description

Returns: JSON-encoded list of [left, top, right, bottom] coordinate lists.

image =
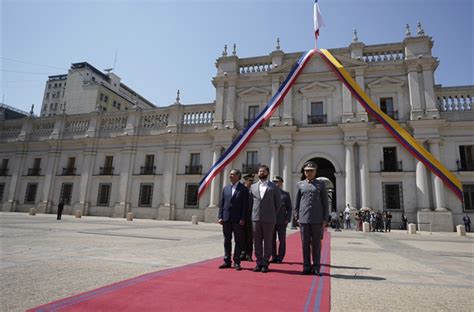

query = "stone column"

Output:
[[73, 149, 96, 216], [270, 144, 280, 178], [282, 143, 292, 192], [37, 149, 61, 214], [416, 159, 430, 211], [342, 84, 354, 120], [408, 67, 423, 119], [158, 145, 179, 220], [205, 145, 222, 222], [422, 66, 438, 116], [344, 142, 356, 208], [282, 87, 293, 125], [213, 82, 225, 127], [113, 147, 135, 218], [224, 83, 236, 128], [3, 150, 27, 212], [358, 141, 371, 209], [429, 140, 446, 211]]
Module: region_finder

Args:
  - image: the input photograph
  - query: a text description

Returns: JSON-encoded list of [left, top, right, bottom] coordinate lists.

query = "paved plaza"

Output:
[[0, 212, 473, 311]]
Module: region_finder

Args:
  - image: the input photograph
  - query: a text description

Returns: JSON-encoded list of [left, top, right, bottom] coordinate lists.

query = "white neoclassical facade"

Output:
[[1, 29, 473, 231]]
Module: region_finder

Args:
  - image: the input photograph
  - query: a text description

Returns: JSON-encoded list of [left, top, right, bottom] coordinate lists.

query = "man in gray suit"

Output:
[[249, 165, 281, 273], [295, 161, 328, 276]]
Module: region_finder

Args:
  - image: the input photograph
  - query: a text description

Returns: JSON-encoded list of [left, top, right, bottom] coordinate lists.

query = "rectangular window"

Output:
[[463, 184, 474, 211], [25, 183, 38, 204], [139, 183, 153, 207], [380, 97, 397, 119], [67, 157, 76, 169], [60, 183, 73, 205], [382, 147, 401, 171], [186, 153, 201, 174], [101, 156, 114, 175], [97, 183, 112, 206], [247, 151, 258, 165], [383, 183, 403, 210], [309, 102, 326, 124], [243, 151, 259, 174], [104, 95, 108, 103], [459, 145, 474, 171], [33, 158, 41, 169], [0, 183, 5, 202], [0, 159, 9, 176], [45, 92, 50, 99], [100, 93, 104, 101], [185, 183, 199, 208], [145, 154, 155, 168], [246, 105, 259, 126]]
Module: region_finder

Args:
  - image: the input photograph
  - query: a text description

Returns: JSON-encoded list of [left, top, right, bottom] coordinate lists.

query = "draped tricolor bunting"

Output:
[[197, 49, 318, 198], [317, 48, 463, 201]]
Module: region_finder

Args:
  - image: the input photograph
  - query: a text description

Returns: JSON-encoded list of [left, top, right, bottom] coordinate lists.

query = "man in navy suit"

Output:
[[218, 169, 249, 271]]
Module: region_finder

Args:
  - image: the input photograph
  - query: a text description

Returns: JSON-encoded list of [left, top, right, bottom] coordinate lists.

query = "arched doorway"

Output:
[[300, 157, 337, 212]]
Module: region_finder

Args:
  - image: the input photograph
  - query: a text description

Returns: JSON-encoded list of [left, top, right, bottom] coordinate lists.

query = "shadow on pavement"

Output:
[[322, 264, 371, 270], [329, 274, 386, 281]]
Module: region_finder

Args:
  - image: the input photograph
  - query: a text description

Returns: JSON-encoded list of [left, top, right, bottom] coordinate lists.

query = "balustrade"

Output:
[[362, 50, 404, 62], [239, 62, 273, 74], [100, 114, 128, 131], [65, 117, 90, 133], [140, 112, 168, 129], [182, 111, 214, 126], [31, 119, 55, 135], [437, 94, 472, 111]]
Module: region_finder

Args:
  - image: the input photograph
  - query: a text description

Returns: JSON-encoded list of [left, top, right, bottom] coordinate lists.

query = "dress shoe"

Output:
[[277, 259, 283, 264], [246, 255, 253, 261], [270, 258, 278, 263], [302, 270, 312, 275], [218, 263, 231, 269], [261, 266, 269, 273], [252, 265, 262, 272], [234, 264, 242, 271], [314, 270, 322, 276]]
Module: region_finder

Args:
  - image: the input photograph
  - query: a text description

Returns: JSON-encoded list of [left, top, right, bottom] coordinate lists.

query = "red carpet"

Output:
[[29, 231, 331, 312]]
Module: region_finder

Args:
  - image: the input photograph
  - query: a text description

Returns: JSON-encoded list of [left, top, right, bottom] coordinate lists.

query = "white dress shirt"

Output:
[[259, 180, 268, 198]]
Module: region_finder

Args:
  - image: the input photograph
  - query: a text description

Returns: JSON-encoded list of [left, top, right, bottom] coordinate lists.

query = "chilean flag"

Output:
[[314, 0, 325, 44]]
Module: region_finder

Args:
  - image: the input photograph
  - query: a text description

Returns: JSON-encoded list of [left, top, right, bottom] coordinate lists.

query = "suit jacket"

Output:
[[249, 180, 281, 223], [219, 182, 249, 223], [276, 189, 292, 225], [295, 180, 328, 224]]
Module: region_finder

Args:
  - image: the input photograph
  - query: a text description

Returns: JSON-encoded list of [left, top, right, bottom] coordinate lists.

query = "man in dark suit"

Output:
[[295, 161, 328, 276], [249, 165, 281, 273], [240, 173, 255, 261], [271, 176, 292, 263], [57, 201, 64, 220], [218, 169, 248, 271]]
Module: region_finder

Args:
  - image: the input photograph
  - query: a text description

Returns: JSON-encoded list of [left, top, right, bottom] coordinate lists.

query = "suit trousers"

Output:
[[253, 221, 274, 267], [222, 222, 243, 264], [242, 220, 253, 256], [272, 224, 287, 261], [300, 223, 322, 271]]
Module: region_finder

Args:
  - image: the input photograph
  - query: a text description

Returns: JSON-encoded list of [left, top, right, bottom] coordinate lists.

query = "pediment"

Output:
[[367, 76, 405, 89], [238, 87, 270, 98], [299, 81, 335, 95]]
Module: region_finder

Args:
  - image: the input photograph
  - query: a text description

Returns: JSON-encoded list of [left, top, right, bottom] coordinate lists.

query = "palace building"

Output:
[[0, 27, 473, 231]]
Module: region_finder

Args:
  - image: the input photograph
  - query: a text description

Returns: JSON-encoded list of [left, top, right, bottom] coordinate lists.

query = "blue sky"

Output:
[[1, 0, 473, 114]]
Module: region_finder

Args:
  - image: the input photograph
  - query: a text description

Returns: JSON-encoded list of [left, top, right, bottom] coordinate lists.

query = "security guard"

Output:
[[295, 161, 328, 275]]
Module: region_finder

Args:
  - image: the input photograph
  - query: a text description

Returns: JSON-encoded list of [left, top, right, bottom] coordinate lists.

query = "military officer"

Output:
[[295, 161, 328, 275]]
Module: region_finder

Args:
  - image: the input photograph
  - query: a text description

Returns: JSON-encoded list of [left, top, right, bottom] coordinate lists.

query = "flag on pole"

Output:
[[313, 0, 325, 45]]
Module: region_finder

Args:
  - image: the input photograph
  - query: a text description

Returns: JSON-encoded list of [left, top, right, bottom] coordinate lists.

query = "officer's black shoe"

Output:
[[246, 255, 253, 261], [252, 265, 262, 272], [302, 270, 312, 275], [261, 266, 269, 273], [234, 264, 242, 271], [314, 270, 322, 276], [218, 263, 231, 269]]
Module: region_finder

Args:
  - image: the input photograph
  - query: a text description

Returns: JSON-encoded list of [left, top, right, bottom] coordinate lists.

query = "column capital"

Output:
[[357, 140, 369, 146], [344, 141, 356, 147]]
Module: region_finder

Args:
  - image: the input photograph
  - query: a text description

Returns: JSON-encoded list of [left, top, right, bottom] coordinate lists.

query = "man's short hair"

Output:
[[230, 169, 241, 178], [259, 165, 270, 173]]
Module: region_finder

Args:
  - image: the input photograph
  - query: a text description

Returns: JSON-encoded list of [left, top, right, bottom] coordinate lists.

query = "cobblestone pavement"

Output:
[[0, 212, 472, 311]]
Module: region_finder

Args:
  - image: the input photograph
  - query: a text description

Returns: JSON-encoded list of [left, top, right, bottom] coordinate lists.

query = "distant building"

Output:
[[1, 28, 473, 231], [40, 62, 156, 116], [0, 103, 29, 121]]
